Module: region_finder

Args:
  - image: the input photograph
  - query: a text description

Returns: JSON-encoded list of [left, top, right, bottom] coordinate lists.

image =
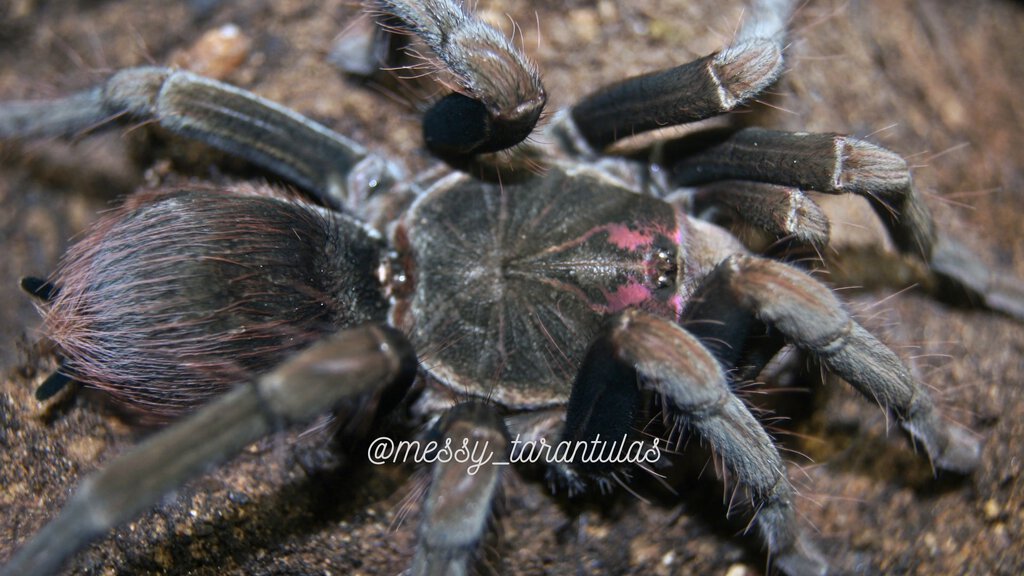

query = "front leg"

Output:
[[561, 0, 795, 153], [670, 128, 937, 259], [684, 254, 981, 473], [669, 129, 1024, 321], [557, 309, 827, 576]]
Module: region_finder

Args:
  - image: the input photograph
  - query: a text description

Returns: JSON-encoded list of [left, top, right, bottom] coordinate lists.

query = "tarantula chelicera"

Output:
[[2, 0, 1021, 574]]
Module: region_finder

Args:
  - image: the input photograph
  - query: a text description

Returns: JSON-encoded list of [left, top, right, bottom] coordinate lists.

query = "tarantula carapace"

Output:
[[1, 0, 1020, 575]]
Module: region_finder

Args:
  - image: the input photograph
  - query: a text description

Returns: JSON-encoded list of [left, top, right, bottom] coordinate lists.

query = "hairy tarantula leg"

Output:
[[330, 13, 399, 77], [669, 127, 936, 259], [557, 309, 826, 575], [824, 235, 1024, 323], [0, 67, 399, 211], [676, 271, 790, 382], [372, 0, 546, 157], [411, 402, 510, 576], [688, 254, 981, 473], [928, 236, 1024, 322], [563, 0, 795, 152], [684, 181, 831, 249], [0, 325, 416, 576]]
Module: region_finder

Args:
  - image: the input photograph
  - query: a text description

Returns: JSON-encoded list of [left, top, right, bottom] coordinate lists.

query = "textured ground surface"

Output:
[[1, 0, 1022, 574]]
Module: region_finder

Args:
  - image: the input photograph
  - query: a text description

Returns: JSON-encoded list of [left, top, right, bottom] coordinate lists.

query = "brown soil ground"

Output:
[[1, 1, 1022, 574]]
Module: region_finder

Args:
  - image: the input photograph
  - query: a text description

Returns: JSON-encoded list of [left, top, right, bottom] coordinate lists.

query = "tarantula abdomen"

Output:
[[38, 185, 388, 421]]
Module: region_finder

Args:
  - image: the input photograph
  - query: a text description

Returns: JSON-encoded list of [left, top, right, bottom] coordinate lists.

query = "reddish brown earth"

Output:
[[1, 1, 1022, 574]]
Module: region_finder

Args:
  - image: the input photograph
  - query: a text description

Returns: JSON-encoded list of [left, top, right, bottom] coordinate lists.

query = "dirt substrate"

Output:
[[1, 1, 1022, 574]]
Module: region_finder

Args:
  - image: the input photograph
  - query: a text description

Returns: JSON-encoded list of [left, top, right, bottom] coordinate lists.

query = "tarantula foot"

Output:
[[774, 534, 829, 576], [901, 412, 981, 475], [544, 462, 587, 497], [932, 422, 982, 474], [544, 462, 620, 498]]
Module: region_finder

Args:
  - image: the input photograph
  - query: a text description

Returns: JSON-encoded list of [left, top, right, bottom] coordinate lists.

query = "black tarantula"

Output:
[[2, 0, 1023, 574]]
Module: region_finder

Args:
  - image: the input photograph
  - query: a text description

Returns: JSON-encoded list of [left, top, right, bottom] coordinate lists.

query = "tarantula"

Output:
[[1, 0, 1020, 574]]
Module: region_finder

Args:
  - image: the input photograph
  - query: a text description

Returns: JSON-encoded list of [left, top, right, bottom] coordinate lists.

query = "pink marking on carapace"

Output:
[[602, 281, 653, 312], [602, 223, 655, 251]]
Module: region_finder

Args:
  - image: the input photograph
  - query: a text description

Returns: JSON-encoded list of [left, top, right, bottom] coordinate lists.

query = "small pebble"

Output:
[[983, 498, 1002, 521], [171, 23, 252, 79]]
